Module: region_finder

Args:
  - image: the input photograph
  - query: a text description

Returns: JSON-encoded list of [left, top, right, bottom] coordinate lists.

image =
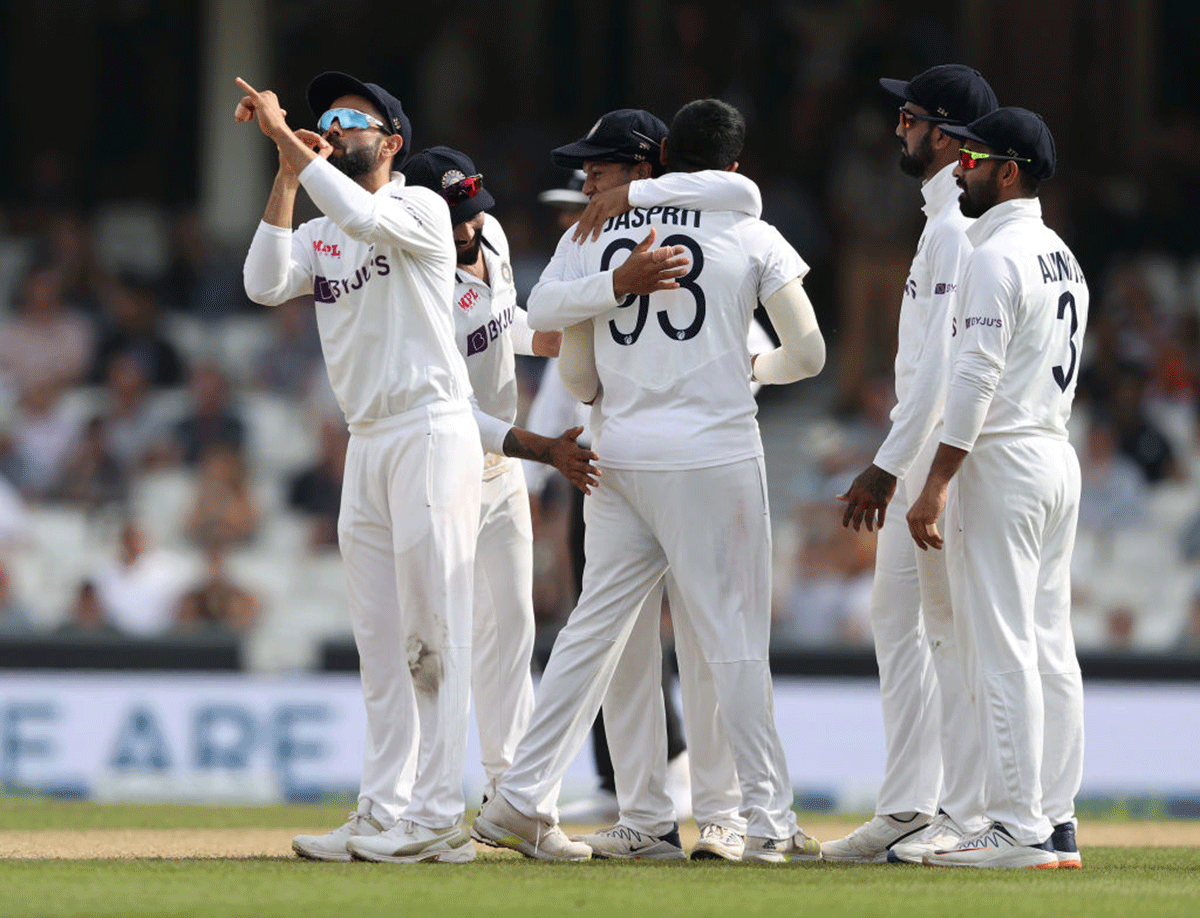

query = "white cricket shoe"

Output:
[[472, 793, 592, 861], [347, 819, 475, 864], [888, 812, 965, 864], [744, 828, 822, 863], [923, 822, 1058, 869], [557, 788, 620, 824], [690, 823, 745, 861], [292, 807, 385, 862], [571, 823, 685, 860], [820, 812, 932, 863]]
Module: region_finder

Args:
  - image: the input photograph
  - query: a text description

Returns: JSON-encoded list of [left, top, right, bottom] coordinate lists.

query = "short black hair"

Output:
[[665, 99, 745, 172]]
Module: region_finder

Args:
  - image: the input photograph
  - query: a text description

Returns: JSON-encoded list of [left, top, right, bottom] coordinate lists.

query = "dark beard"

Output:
[[898, 129, 933, 178], [456, 237, 482, 265], [957, 175, 1001, 218], [330, 142, 378, 179]]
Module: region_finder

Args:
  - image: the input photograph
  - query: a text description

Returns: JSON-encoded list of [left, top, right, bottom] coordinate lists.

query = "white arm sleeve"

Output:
[[244, 222, 313, 306], [628, 171, 762, 217], [557, 321, 600, 404], [526, 230, 619, 331], [754, 278, 825, 385], [298, 158, 450, 257], [470, 397, 513, 455], [509, 305, 537, 356]]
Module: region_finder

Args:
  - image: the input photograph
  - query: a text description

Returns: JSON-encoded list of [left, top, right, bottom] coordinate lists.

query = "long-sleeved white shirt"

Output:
[[873, 162, 975, 479], [243, 160, 471, 430], [531, 172, 808, 470], [451, 213, 536, 471], [941, 197, 1089, 450]]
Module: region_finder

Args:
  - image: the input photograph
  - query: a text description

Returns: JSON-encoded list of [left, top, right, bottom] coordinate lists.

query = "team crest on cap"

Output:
[[441, 169, 467, 189], [392, 117, 402, 131]]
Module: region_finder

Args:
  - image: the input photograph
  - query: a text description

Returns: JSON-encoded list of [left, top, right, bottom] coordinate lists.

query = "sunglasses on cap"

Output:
[[317, 108, 386, 133], [898, 106, 950, 130], [441, 174, 484, 205], [958, 148, 1032, 170]]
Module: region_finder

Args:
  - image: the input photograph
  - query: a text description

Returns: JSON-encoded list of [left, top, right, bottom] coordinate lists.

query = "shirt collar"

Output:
[[920, 161, 960, 217], [965, 196, 1043, 246]]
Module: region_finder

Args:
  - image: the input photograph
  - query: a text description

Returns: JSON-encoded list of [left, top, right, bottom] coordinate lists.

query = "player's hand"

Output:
[[906, 483, 947, 551], [572, 185, 633, 243], [234, 77, 289, 140], [532, 330, 562, 358], [612, 229, 690, 299], [837, 464, 897, 532], [547, 426, 601, 494]]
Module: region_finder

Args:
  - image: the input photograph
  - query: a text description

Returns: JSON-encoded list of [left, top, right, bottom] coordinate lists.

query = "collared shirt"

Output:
[[942, 197, 1089, 450], [243, 162, 471, 429], [451, 213, 535, 474], [873, 161, 973, 480]]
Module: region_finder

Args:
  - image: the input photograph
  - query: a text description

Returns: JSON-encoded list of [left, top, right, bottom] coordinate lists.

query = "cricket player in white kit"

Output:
[[547, 135, 783, 861], [824, 65, 997, 864], [236, 72, 481, 864], [907, 107, 1086, 870], [474, 100, 826, 862], [395, 146, 599, 821]]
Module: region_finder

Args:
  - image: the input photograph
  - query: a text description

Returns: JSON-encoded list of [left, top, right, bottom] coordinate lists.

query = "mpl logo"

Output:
[[458, 288, 480, 312], [313, 240, 342, 258]]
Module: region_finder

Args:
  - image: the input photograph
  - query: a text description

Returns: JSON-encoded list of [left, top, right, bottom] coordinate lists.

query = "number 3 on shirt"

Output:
[[1053, 290, 1078, 392], [601, 235, 706, 346]]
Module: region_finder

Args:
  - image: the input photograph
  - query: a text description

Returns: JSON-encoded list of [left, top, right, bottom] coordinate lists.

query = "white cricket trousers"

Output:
[[871, 433, 986, 832], [339, 403, 482, 830], [499, 458, 798, 840], [945, 435, 1084, 845], [472, 461, 536, 794], [603, 572, 743, 837]]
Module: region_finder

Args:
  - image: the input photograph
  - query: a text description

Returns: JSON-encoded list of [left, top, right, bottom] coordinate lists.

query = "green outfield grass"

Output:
[[1, 800, 1198, 918]]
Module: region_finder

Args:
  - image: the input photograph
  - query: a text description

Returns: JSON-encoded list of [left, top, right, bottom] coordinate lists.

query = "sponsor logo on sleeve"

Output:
[[934, 282, 957, 295]]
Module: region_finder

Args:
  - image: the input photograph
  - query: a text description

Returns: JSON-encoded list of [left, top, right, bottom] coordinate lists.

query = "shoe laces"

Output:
[[700, 824, 738, 843]]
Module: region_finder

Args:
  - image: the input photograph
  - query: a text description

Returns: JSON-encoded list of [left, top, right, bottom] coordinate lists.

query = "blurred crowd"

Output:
[[2, 1, 1199, 665]]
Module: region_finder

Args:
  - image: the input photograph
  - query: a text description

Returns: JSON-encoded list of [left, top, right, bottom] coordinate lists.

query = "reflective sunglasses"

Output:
[[442, 174, 484, 205], [898, 106, 948, 129], [958, 148, 1031, 170], [317, 108, 386, 133]]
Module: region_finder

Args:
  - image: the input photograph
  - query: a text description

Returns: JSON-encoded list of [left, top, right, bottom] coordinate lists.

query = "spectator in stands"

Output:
[[0, 556, 33, 635], [171, 363, 246, 466], [50, 416, 129, 513], [103, 353, 167, 470], [287, 415, 345, 550], [174, 536, 258, 637], [91, 273, 187, 388], [39, 212, 110, 321], [1109, 362, 1184, 484], [1077, 419, 1148, 532], [254, 296, 325, 398], [92, 520, 193, 638], [53, 580, 122, 639], [7, 381, 79, 500], [183, 444, 258, 547], [0, 263, 94, 398], [160, 208, 251, 320]]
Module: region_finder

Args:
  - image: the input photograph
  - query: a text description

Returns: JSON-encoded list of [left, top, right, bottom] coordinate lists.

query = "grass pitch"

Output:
[[1, 800, 1198, 918]]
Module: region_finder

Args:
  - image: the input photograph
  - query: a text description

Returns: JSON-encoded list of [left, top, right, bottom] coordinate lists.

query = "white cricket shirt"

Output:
[[941, 197, 1089, 450], [452, 213, 535, 472], [243, 161, 471, 430], [873, 162, 974, 479], [528, 172, 806, 470]]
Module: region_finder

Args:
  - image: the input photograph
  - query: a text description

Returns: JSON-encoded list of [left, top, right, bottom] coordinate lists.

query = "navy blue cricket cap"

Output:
[[306, 71, 413, 165], [879, 63, 998, 126], [941, 106, 1057, 181], [402, 146, 496, 225], [550, 109, 668, 170]]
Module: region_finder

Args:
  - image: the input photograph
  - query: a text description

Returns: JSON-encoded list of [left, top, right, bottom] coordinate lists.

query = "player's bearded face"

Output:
[[454, 214, 486, 265], [899, 125, 934, 177], [956, 163, 1004, 219], [329, 133, 382, 179]]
